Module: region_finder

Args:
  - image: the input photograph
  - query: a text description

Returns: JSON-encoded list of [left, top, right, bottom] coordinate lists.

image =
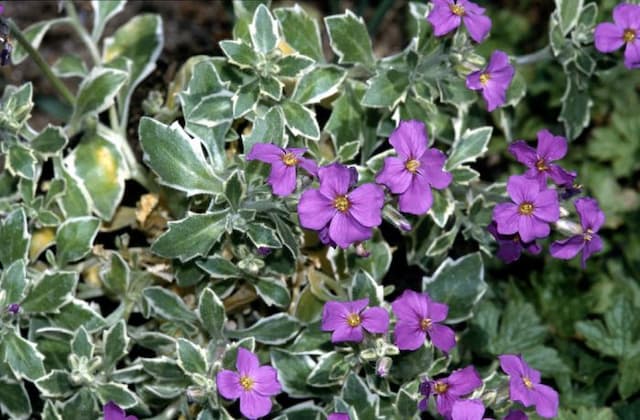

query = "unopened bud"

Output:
[[376, 357, 392, 377]]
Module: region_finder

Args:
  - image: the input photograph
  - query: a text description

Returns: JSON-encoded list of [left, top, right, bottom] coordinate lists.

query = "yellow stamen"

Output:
[[434, 381, 449, 394], [479, 73, 490, 85], [282, 152, 298, 167], [584, 228, 593, 241], [518, 202, 534, 216], [420, 318, 432, 331], [522, 376, 534, 389], [535, 158, 548, 171], [405, 159, 421, 173], [334, 195, 350, 212], [346, 313, 361, 327], [624, 29, 636, 43], [450, 4, 465, 16], [240, 375, 254, 391]]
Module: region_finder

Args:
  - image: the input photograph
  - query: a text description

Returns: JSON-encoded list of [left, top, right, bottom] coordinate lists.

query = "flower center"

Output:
[[346, 313, 361, 327], [240, 375, 254, 391], [522, 376, 534, 390], [512, 233, 521, 243], [420, 318, 432, 331], [434, 381, 449, 394], [334, 195, 350, 212], [624, 28, 636, 43], [405, 159, 421, 173], [281, 152, 298, 166], [584, 228, 593, 241], [450, 4, 465, 16], [479, 73, 490, 85], [518, 202, 534, 216], [535, 158, 548, 171]]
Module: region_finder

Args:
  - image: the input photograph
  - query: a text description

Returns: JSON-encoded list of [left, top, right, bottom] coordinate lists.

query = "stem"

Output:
[[64, 1, 101, 65], [7, 19, 75, 106], [368, 0, 395, 36], [514, 46, 552, 65]]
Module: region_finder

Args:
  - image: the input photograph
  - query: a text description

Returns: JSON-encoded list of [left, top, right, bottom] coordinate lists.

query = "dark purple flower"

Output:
[[103, 401, 137, 420], [499, 354, 559, 419], [418, 366, 483, 417], [391, 290, 456, 352], [298, 164, 384, 248], [256, 247, 272, 257], [451, 399, 486, 420], [427, 0, 491, 43], [508, 129, 576, 187], [594, 3, 640, 69], [216, 348, 282, 419], [0, 42, 11, 66], [321, 298, 389, 343], [7, 303, 20, 314], [504, 411, 528, 420], [487, 221, 541, 264], [492, 175, 559, 243], [376, 120, 452, 215], [559, 182, 582, 200], [466, 50, 515, 112], [550, 197, 605, 268], [246, 143, 318, 196], [328, 414, 350, 420]]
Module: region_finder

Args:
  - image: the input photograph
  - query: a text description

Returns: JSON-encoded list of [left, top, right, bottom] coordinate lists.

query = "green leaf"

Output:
[[11, 19, 66, 65], [224, 170, 245, 210], [559, 76, 592, 140], [7, 145, 37, 179], [35, 370, 74, 398], [325, 10, 375, 67], [55, 217, 100, 266], [620, 353, 640, 399], [505, 71, 527, 107], [307, 352, 344, 387], [325, 83, 366, 150], [103, 321, 129, 371], [177, 338, 208, 375], [260, 76, 284, 101], [446, 127, 493, 170], [451, 166, 480, 185], [1, 260, 26, 303], [243, 106, 285, 152], [54, 159, 92, 218], [428, 189, 455, 228], [3, 329, 46, 380], [361, 69, 410, 109], [59, 389, 97, 419], [350, 270, 383, 306], [0, 378, 31, 419], [277, 54, 315, 78], [71, 68, 128, 122], [71, 327, 94, 359], [220, 40, 260, 69], [247, 223, 282, 249], [1, 83, 34, 132], [554, 0, 584, 35], [226, 313, 301, 344], [31, 125, 68, 155], [197, 256, 245, 279], [52, 54, 89, 79], [96, 383, 137, 409], [143, 286, 198, 323], [341, 374, 379, 419], [270, 349, 316, 398], [233, 80, 260, 118], [255, 277, 291, 308], [139, 117, 221, 194], [423, 253, 487, 323], [198, 288, 226, 341], [22, 271, 77, 313], [91, 0, 126, 40], [282, 100, 320, 140], [250, 4, 279, 53], [291, 66, 347, 104], [48, 299, 106, 332], [275, 5, 324, 61], [151, 211, 227, 261], [100, 252, 130, 295]]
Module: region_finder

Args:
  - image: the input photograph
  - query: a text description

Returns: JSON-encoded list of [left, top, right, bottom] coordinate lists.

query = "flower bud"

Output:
[[376, 356, 392, 377]]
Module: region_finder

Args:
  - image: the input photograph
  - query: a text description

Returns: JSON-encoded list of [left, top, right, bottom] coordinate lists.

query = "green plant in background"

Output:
[[0, 0, 639, 419]]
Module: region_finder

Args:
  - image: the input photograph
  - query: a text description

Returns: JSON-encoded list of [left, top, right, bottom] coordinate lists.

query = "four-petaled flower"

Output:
[[418, 366, 483, 417], [246, 143, 318, 196], [376, 120, 452, 215], [451, 399, 486, 420], [492, 175, 560, 243], [499, 354, 559, 419], [508, 129, 576, 188], [321, 298, 389, 343], [466, 50, 515, 112], [487, 221, 541, 264], [103, 401, 137, 420], [594, 3, 640, 69], [216, 348, 282, 419], [427, 0, 492, 43], [550, 197, 605, 268], [391, 289, 456, 352], [298, 163, 384, 248]]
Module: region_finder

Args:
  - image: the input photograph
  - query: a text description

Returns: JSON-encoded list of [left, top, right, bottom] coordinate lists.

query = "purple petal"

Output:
[[509, 378, 537, 407], [532, 189, 559, 222], [361, 307, 390, 334], [348, 183, 384, 227], [297, 157, 318, 177], [594, 22, 625, 52], [447, 366, 482, 397], [429, 323, 457, 353], [252, 366, 282, 396], [624, 39, 640, 69], [345, 298, 370, 314], [582, 234, 603, 268], [246, 143, 283, 163], [435, 392, 457, 417], [482, 79, 508, 111], [425, 296, 449, 322], [536, 129, 567, 161], [428, 3, 462, 38], [239, 391, 273, 420], [389, 120, 428, 160], [532, 384, 559, 419], [499, 354, 526, 377], [518, 215, 549, 243], [496, 238, 523, 263], [391, 289, 428, 321], [420, 149, 453, 189], [550, 235, 584, 260], [418, 396, 429, 411], [524, 240, 542, 255], [507, 175, 539, 204], [575, 197, 605, 231], [331, 323, 364, 343], [466, 71, 483, 90], [321, 301, 350, 331], [104, 401, 126, 420], [328, 212, 373, 248], [216, 370, 242, 400], [268, 163, 297, 196], [376, 157, 413, 194], [394, 321, 426, 350], [463, 12, 491, 43], [237, 348, 259, 376], [318, 164, 353, 198], [298, 189, 335, 230], [486, 50, 512, 76], [458, 0, 485, 15], [493, 203, 520, 235], [613, 3, 640, 30], [398, 175, 433, 215], [508, 140, 537, 168], [504, 410, 529, 420], [451, 399, 486, 420], [547, 164, 576, 186]]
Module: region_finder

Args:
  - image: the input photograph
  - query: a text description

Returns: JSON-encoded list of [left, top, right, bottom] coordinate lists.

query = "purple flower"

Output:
[[7, 303, 20, 314], [375, 120, 452, 215], [487, 221, 541, 264], [418, 366, 483, 417], [560, 182, 582, 200], [321, 298, 389, 343], [492, 175, 560, 243], [246, 143, 318, 196], [594, 3, 640, 69], [427, 0, 491, 43], [103, 401, 137, 420], [508, 129, 576, 187], [499, 354, 559, 419], [391, 290, 456, 352], [466, 50, 515, 112], [298, 164, 384, 248], [216, 348, 282, 419], [328, 414, 350, 420], [550, 197, 605, 268], [256, 247, 272, 257], [451, 399, 486, 420], [504, 411, 528, 420]]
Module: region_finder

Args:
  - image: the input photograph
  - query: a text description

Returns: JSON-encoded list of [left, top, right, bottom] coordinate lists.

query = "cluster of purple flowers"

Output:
[[490, 129, 605, 267]]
